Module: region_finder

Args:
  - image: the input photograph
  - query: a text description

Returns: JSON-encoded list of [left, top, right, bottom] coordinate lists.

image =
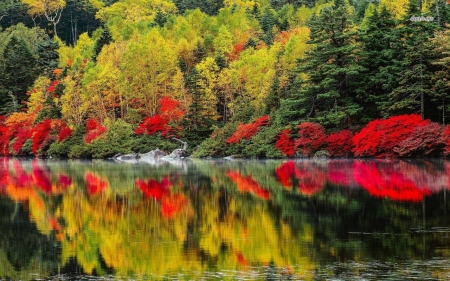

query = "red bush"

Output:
[[58, 126, 73, 142], [275, 129, 295, 156], [294, 122, 327, 156], [85, 118, 107, 143], [134, 115, 168, 135], [46, 80, 59, 93], [352, 114, 431, 157], [226, 116, 269, 144], [31, 119, 53, 154], [327, 130, 354, 157], [11, 127, 32, 154], [441, 125, 450, 156], [393, 122, 442, 157]]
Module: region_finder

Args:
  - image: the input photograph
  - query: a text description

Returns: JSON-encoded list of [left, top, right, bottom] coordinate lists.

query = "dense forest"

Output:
[[0, 0, 450, 158]]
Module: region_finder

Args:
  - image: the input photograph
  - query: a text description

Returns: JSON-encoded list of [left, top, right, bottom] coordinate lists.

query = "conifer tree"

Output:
[[357, 5, 398, 119], [182, 68, 217, 147], [0, 36, 36, 112], [387, 0, 439, 119], [36, 38, 59, 76], [281, 0, 363, 127]]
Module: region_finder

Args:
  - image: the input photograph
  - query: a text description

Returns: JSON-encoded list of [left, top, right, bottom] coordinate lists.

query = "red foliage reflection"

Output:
[[135, 176, 188, 218], [275, 161, 326, 195], [85, 172, 109, 195], [226, 171, 270, 200], [352, 161, 431, 202]]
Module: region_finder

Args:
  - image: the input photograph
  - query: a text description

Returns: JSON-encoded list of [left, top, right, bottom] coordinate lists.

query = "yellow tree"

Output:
[[21, 0, 65, 36]]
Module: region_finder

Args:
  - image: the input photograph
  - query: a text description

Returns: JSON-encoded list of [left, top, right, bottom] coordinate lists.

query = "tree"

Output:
[[35, 38, 59, 75], [182, 68, 217, 147], [387, 0, 439, 120], [289, 1, 363, 127], [0, 36, 36, 113], [357, 5, 398, 119], [21, 0, 66, 37]]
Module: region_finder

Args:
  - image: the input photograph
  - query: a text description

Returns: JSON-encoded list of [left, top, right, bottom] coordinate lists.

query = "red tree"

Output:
[[393, 122, 442, 157], [327, 130, 354, 157], [294, 122, 327, 156]]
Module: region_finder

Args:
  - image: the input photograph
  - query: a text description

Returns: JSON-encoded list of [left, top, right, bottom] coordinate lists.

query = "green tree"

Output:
[[387, 0, 439, 119], [35, 38, 59, 76], [286, 1, 363, 127], [357, 5, 398, 119], [182, 68, 217, 148], [0, 36, 36, 112]]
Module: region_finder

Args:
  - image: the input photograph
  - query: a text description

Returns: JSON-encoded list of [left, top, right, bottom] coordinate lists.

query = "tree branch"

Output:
[[172, 137, 188, 151]]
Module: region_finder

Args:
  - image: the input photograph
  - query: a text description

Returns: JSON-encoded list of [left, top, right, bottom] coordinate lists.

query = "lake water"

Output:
[[1, 158, 450, 280]]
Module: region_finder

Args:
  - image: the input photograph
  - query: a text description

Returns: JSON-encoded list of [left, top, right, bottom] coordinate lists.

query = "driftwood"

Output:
[[162, 138, 189, 159]]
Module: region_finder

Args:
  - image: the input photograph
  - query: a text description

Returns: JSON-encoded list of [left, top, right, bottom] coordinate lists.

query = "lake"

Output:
[[1, 158, 450, 280]]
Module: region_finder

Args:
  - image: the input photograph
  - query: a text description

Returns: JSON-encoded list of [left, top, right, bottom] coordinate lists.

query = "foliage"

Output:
[[326, 130, 354, 158], [352, 114, 435, 158], [84, 118, 107, 144], [275, 129, 295, 157], [294, 122, 326, 157], [226, 115, 269, 144]]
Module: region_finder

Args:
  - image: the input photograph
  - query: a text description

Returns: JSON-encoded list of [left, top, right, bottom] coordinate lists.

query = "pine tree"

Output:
[[284, 1, 363, 127], [0, 36, 36, 112], [387, 0, 439, 119], [36, 38, 59, 76], [92, 26, 112, 62], [357, 5, 398, 119], [182, 68, 217, 147]]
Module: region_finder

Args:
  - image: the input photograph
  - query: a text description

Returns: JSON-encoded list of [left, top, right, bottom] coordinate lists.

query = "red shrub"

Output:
[[32, 160, 52, 194], [11, 127, 32, 154], [84, 119, 107, 144], [134, 115, 168, 135], [441, 125, 450, 156], [226, 116, 269, 144], [327, 130, 354, 157], [31, 119, 53, 154], [58, 126, 73, 142], [352, 114, 431, 157], [275, 129, 295, 156], [393, 122, 442, 157], [294, 122, 327, 156]]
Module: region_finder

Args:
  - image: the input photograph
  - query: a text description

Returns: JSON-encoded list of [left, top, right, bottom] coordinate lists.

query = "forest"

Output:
[[0, 0, 450, 158]]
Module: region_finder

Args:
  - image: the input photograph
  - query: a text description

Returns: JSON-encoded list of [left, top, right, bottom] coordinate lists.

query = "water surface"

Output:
[[1, 158, 450, 280]]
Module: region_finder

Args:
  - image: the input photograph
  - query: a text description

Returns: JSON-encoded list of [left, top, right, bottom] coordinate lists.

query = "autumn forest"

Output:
[[1, 0, 450, 158]]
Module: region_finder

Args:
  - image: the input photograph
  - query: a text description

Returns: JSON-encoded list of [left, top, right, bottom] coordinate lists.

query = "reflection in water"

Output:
[[0, 158, 450, 280]]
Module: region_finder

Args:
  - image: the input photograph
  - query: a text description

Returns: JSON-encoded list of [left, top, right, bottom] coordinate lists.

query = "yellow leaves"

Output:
[[224, 0, 256, 9], [379, 0, 409, 19], [20, 0, 66, 16]]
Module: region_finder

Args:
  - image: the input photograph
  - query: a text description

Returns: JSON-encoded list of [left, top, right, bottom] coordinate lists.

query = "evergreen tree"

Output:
[[260, 8, 276, 45], [182, 68, 217, 147], [92, 26, 112, 62], [0, 36, 36, 112], [357, 5, 398, 119], [282, 1, 363, 127], [36, 38, 59, 76], [387, 0, 439, 119]]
